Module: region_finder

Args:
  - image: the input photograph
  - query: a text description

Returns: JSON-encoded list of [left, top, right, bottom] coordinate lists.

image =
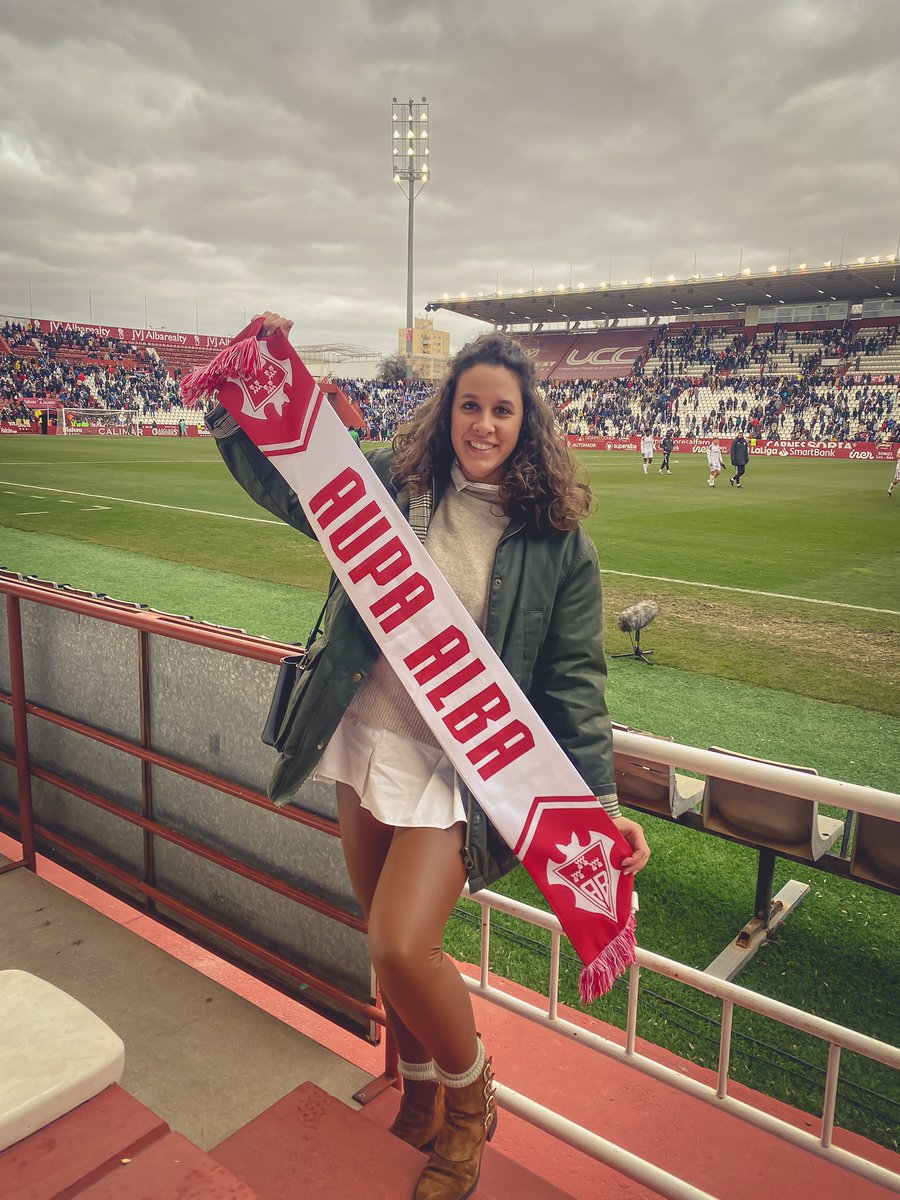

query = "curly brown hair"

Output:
[[392, 333, 592, 532]]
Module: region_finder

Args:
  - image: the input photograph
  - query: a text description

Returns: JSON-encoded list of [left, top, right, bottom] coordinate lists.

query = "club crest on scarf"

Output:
[[548, 831, 620, 921], [215, 331, 324, 456], [236, 345, 292, 420]]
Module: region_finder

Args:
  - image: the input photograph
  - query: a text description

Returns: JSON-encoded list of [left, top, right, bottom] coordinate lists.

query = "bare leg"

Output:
[[335, 783, 431, 1066], [368, 823, 477, 1075]]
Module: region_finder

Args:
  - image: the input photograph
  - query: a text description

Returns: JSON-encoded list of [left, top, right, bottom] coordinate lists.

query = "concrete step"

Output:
[[211, 1080, 579, 1200]]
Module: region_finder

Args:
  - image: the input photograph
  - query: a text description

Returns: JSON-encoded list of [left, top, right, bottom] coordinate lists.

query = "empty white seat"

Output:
[[0, 970, 124, 1152]]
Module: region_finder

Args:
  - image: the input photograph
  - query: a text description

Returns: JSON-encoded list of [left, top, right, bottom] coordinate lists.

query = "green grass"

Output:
[[0, 436, 898, 1146]]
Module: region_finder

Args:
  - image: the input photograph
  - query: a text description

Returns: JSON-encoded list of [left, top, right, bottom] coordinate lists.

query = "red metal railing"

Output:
[[0, 575, 391, 1056]]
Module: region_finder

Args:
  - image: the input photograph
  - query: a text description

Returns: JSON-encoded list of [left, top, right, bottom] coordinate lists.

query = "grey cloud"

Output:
[[1, 0, 898, 349]]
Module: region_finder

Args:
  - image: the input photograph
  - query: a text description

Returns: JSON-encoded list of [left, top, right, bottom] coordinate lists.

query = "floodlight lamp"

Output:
[[394, 173, 400, 182], [741, 268, 751, 275], [421, 129, 428, 139], [442, 293, 449, 300], [407, 147, 414, 155], [518, 288, 524, 294], [798, 262, 807, 269], [621, 280, 629, 285], [557, 284, 566, 291], [769, 265, 778, 272], [407, 128, 414, 138], [420, 112, 428, 121], [394, 130, 400, 138], [856, 257, 865, 264], [424, 147, 430, 155], [870, 256, 880, 263], [644, 276, 652, 284], [823, 260, 832, 267], [667, 274, 675, 281], [461, 292, 467, 299], [716, 271, 724, 278], [578, 282, 585, 289]]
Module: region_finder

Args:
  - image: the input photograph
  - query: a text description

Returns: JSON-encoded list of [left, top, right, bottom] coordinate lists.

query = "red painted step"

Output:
[[362, 1085, 580, 1200], [0, 1084, 167, 1200], [75, 1131, 265, 1199], [212, 1082, 427, 1199], [212, 1081, 579, 1200]]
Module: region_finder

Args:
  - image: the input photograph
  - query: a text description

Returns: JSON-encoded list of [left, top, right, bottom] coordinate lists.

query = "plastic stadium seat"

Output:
[[0, 970, 124, 1152], [701, 747, 843, 862], [850, 813, 900, 891], [612, 728, 704, 819]]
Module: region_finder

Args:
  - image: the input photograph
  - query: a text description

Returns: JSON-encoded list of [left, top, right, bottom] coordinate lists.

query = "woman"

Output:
[[206, 313, 650, 1200]]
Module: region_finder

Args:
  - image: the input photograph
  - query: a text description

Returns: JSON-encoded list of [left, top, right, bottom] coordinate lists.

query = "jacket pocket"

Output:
[[517, 609, 546, 693]]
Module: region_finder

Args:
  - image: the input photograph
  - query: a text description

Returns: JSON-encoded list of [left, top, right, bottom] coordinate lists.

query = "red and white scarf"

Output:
[[183, 321, 636, 1001]]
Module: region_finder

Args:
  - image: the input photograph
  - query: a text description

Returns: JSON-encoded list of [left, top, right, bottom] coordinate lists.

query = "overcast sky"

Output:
[[2, 0, 899, 356]]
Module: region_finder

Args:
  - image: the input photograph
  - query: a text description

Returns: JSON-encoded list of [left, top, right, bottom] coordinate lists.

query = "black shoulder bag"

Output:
[[261, 598, 328, 747]]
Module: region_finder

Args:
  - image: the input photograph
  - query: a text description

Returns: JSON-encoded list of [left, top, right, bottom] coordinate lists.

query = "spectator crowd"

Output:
[[2, 317, 898, 443]]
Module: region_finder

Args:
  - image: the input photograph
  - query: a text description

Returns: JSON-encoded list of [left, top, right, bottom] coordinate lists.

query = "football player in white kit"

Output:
[[706, 438, 725, 487], [889, 457, 900, 498], [640, 431, 655, 474]]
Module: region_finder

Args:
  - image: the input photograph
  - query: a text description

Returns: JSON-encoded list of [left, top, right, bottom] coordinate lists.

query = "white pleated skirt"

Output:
[[314, 708, 467, 829]]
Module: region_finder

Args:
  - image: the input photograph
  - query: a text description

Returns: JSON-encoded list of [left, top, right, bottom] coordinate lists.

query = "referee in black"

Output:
[[730, 433, 749, 487], [659, 429, 674, 474]]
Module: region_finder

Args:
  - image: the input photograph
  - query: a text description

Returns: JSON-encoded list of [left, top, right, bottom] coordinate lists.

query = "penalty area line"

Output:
[[0, 480, 283, 526], [602, 569, 898, 616]]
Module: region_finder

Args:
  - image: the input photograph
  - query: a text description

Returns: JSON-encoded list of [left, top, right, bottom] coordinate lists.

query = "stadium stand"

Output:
[[2, 312, 899, 442]]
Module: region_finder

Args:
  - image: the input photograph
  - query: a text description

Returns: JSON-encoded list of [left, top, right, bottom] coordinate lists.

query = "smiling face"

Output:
[[450, 364, 524, 485]]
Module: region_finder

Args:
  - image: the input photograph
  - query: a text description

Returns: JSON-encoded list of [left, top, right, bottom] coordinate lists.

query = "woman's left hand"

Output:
[[612, 816, 651, 875]]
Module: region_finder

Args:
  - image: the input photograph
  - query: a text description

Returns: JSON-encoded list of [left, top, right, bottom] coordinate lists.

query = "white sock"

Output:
[[435, 1039, 485, 1088], [398, 1058, 438, 1081]]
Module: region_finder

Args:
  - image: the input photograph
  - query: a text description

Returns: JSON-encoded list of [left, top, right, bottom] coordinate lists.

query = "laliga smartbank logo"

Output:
[[548, 830, 620, 920]]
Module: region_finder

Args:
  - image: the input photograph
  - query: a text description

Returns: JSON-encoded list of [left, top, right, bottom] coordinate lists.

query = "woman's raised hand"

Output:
[[252, 311, 294, 340]]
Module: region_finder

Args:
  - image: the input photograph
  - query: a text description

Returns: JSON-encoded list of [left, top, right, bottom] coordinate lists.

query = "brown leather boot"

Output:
[[389, 1076, 445, 1151], [413, 1046, 497, 1200]]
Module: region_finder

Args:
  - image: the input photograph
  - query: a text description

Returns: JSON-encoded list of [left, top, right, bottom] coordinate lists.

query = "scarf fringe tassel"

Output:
[[578, 911, 637, 1004], [180, 336, 262, 407]]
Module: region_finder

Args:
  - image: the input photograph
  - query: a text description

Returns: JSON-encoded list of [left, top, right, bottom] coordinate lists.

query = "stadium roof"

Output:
[[296, 343, 382, 362], [429, 260, 899, 328]]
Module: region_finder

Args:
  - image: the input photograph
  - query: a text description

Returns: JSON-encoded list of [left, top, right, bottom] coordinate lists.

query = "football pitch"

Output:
[[0, 436, 898, 1144]]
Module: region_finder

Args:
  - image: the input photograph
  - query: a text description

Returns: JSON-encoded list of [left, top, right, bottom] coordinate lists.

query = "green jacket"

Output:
[[206, 404, 617, 892]]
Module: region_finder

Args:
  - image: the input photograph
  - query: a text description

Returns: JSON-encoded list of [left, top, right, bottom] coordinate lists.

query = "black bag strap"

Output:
[[304, 573, 338, 653]]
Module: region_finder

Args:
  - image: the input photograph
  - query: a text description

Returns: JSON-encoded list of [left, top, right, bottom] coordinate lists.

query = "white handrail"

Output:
[[462, 884, 900, 1193], [495, 1083, 721, 1200], [613, 730, 900, 820]]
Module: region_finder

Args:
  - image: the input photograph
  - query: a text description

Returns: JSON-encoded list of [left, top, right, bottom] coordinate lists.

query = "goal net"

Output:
[[57, 408, 142, 436]]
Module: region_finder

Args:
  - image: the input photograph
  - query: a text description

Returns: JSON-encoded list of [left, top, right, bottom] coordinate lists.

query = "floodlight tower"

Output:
[[392, 96, 430, 379]]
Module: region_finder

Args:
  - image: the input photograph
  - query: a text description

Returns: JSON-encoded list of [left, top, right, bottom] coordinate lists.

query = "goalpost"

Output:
[[57, 408, 142, 436]]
